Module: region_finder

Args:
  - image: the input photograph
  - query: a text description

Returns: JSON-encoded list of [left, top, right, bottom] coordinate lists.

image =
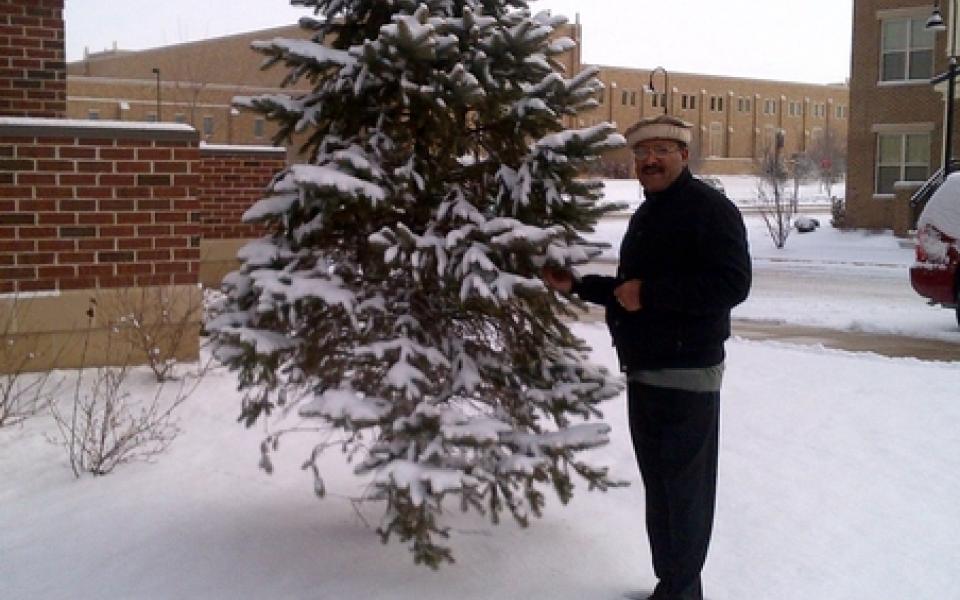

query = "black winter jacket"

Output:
[[573, 168, 751, 370]]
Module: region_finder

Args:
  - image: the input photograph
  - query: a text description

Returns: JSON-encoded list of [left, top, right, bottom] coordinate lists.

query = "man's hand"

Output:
[[614, 279, 642, 311], [541, 266, 574, 294]]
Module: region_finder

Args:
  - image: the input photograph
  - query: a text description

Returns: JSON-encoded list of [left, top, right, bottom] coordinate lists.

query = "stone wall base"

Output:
[[1, 285, 201, 374], [199, 239, 249, 289]]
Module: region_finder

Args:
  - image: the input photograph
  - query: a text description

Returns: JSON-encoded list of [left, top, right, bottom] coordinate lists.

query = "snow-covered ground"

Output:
[[2, 326, 959, 600], [2, 177, 959, 600]]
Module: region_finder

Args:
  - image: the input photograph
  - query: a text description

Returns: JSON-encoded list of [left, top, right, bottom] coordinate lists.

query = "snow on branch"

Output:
[[251, 37, 356, 70], [289, 164, 387, 204], [373, 459, 478, 507], [299, 386, 391, 426], [504, 423, 612, 453]]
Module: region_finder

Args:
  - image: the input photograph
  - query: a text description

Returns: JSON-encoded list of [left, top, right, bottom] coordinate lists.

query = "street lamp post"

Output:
[[151, 67, 161, 122], [648, 66, 669, 115], [927, 2, 957, 176]]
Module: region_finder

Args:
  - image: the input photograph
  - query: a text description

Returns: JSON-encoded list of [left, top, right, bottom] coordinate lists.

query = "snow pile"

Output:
[[919, 173, 960, 240], [916, 172, 960, 264]]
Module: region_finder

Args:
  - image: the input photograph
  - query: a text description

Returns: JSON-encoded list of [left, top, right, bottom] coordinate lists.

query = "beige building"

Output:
[[66, 23, 848, 177], [846, 0, 955, 233], [578, 66, 848, 176], [66, 26, 309, 147]]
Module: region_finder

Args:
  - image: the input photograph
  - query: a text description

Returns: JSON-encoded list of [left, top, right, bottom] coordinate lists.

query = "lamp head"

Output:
[[927, 8, 947, 32]]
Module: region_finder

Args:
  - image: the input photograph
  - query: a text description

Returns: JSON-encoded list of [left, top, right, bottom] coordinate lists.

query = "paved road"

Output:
[[579, 260, 960, 362], [732, 319, 960, 362], [576, 308, 960, 362]]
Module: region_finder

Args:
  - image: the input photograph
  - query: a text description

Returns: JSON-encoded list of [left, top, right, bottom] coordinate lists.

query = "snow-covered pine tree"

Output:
[[209, 0, 626, 567]]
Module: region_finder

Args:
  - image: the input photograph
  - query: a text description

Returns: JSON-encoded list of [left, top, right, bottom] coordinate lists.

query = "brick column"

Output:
[[0, 119, 200, 293], [1, 118, 201, 371], [196, 144, 286, 287], [0, 0, 66, 118]]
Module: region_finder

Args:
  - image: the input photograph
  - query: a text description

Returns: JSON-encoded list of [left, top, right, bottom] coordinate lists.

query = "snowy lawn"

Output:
[[2, 324, 959, 600]]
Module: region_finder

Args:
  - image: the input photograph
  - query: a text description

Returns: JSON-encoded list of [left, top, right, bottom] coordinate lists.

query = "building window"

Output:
[[652, 93, 666, 108], [203, 116, 214, 136], [598, 88, 605, 104], [876, 132, 930, 194], [621, 90, 628, 105], [788, 101, 803, 117], [254, 118, 265, 138], [709, 122, 724, 157], [174, 113, 187, 124], [145, 112, 158, 122], [764, 99, 777, 115], [87, 109, 100, 120], [709, 96, 723, 112], [836, 104, 846, 119], [737, 97, 752, 112], [881, 16, 934, 82], [630, 91, 637, 106]]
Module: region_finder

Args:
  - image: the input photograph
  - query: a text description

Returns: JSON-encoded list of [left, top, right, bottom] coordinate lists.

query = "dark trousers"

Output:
[[627, 382, 720, 600]]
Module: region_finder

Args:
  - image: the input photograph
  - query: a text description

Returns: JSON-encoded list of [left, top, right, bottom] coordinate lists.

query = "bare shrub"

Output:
[[756, 131, 795, 249], [108, 285, 203, 383], [808, 130, 847, 198], [48, 299, 206, 477], [831, 196, 846, 229], [0, 297, 61, 428]]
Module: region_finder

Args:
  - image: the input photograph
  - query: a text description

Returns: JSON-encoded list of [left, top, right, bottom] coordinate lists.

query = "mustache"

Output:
[[641, 166, 665, 174]]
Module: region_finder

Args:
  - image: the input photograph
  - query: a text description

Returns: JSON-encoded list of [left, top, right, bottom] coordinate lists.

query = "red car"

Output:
[[910, 174, 960, 326]]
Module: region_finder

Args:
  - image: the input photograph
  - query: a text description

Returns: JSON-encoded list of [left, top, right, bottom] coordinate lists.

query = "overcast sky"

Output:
[[65, 0, 853, 84]]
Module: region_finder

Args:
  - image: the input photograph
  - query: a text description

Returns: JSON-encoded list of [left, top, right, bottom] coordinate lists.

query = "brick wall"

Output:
[[0, 119, 200, 294], [197, 145, 286, 239], [0, 0, 66, 118]]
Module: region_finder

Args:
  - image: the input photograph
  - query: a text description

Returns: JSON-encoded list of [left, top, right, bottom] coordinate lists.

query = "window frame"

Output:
[[879, 15, 935, 83], [875, 131, 931, 195], [202, 115, 215, 136]]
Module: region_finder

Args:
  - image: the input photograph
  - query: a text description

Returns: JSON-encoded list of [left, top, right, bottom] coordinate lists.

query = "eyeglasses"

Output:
[[632, 145, 681, 160]]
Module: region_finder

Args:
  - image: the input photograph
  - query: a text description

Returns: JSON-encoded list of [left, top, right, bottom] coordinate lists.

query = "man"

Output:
[[543, 114, 751, 600]]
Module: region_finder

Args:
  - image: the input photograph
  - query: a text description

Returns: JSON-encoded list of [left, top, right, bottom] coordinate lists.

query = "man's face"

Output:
[[633, 140, 689, 193]]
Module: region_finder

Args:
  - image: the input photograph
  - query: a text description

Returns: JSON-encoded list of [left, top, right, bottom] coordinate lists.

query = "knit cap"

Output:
[[624, 114, 693, 146]]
